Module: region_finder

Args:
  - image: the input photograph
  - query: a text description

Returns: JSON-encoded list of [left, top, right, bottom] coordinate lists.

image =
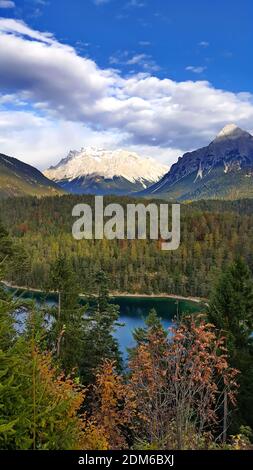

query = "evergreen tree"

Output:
[[0, 302, 86, 450], [0, 221, 13, 282], [80, 271, 121, 384], [208, 258, 253, 430], [128, 308, 167, 361], [133, 308, 166, 345], [0, 299, 19, 445], [47, 256, 84, 374], [208, 258, 253, 352]]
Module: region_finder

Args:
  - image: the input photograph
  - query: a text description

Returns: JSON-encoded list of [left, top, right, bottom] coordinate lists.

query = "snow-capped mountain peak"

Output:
[[215, 124, 250, 141], [44, 147, 169, 196]]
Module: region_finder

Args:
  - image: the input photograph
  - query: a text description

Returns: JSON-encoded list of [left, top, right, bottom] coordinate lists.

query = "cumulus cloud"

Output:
[[0, 109, 130, 170], [1, 18, 253, 168], [0, 1, 15, 8], [0, 107, 179, 170]]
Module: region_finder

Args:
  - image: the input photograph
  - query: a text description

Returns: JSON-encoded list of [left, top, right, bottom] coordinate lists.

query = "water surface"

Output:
[[8, 287, 204, 359]]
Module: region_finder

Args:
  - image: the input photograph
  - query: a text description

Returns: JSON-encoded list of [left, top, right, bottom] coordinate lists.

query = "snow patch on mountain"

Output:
[[194, 162, 203, 182]]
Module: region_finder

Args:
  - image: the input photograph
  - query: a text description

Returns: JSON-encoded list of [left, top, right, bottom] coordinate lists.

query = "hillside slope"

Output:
[[0, 153, 63, 199]]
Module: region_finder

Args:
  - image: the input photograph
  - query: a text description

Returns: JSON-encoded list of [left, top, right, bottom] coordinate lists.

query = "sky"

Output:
[[0, 0, 253, 170]]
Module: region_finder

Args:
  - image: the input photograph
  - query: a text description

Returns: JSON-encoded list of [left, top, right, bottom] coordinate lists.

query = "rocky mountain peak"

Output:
[[139, 124, 253, 200]]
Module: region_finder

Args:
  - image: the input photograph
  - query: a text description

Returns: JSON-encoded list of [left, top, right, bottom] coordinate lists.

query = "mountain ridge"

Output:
[[44, 147, 168, 195]]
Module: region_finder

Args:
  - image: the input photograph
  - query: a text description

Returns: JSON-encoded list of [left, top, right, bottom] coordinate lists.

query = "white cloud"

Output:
[[126, 53, 160, 71], [0, 1, 15, 8], [198, 41, 209, 47], [0, 107, 181, 170], [186, 65, 207, 74], [0, 18, 55, 43], [0, 109, 128, 170], [127, 53, 148, 65], [109, 51, 160, 72], [1, 19, 253, 168]]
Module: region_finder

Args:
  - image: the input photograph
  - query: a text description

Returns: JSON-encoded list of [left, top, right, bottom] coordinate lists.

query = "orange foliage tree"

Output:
[[129, 317, 239, 449], [87, 359, 137, 450]]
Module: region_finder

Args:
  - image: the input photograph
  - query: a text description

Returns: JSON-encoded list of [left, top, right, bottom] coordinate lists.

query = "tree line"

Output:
[[0, 195, 252, 298]]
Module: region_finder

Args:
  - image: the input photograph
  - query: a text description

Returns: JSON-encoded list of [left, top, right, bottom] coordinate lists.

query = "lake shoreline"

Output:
[[2, 280, 207, 305]]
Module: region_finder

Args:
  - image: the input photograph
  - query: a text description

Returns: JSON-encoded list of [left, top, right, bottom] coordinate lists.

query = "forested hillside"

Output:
[[0, 195, 252, 297]]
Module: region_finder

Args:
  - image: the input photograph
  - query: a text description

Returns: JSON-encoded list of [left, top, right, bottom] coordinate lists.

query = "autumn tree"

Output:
[[129, 317, 238, 449], [88, 360, 136, 449]]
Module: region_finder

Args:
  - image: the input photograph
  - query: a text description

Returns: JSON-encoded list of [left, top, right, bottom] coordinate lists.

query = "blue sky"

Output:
[[0, 0, 253, 169]]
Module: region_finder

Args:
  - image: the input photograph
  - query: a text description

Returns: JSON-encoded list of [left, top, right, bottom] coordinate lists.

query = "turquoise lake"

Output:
[[8, 287, 204, 359]]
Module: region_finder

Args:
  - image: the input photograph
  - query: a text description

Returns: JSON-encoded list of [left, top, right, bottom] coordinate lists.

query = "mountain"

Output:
[[0, 153, 63, 199], [44, 147, 168, 195], [140, 124, 253, 201]]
